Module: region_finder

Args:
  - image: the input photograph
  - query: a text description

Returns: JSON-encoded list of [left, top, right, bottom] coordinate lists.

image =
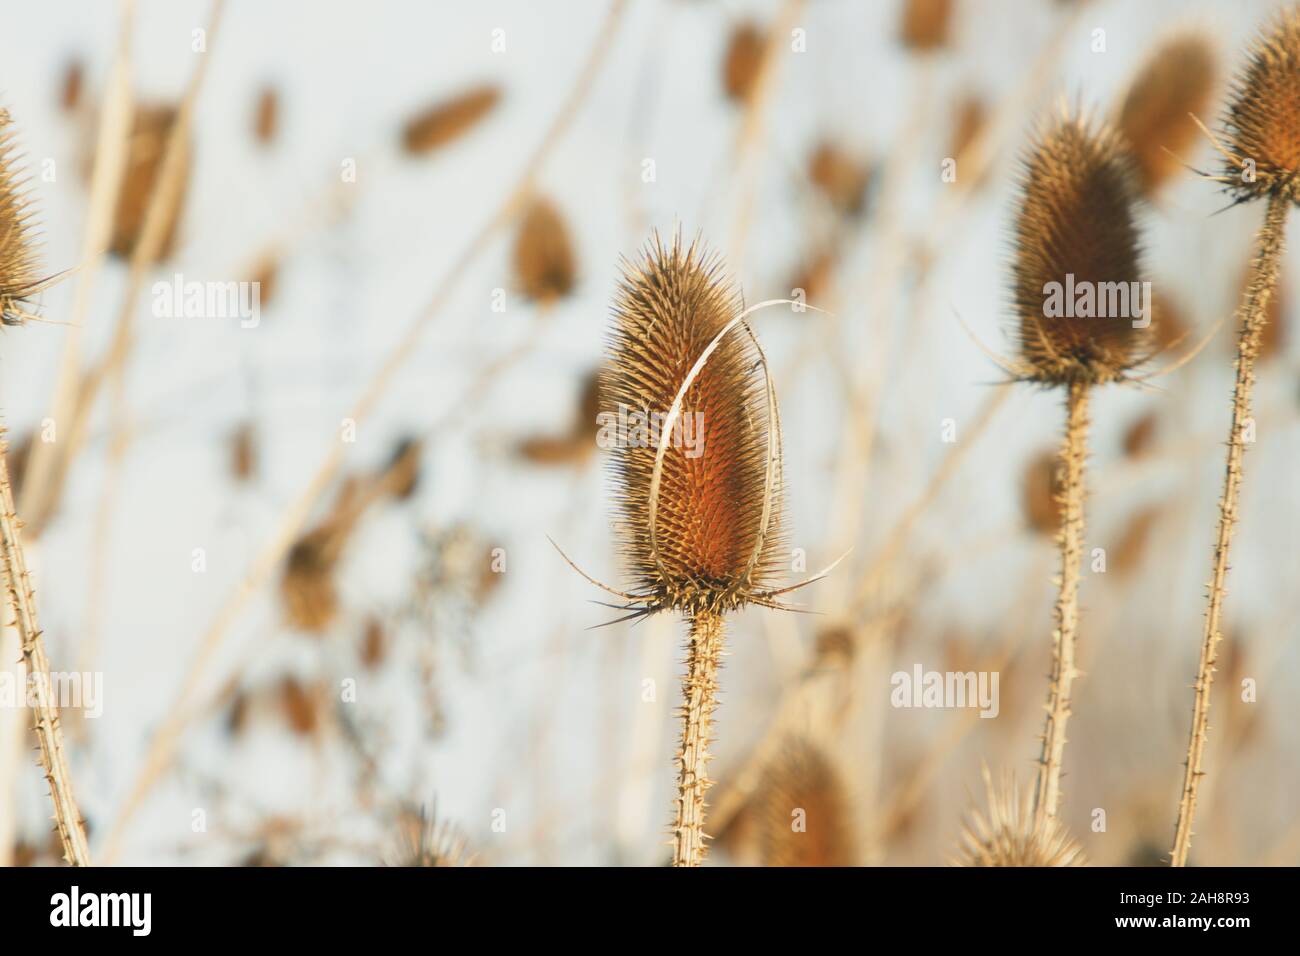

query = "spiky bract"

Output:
[[956, 769, 1087, 867]]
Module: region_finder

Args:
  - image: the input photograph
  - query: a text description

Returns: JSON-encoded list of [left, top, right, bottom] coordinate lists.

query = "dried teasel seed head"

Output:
[[1022, 448, 1064, 535], [899, 0, 954, 52], [1222, 9, 1300, 205], [1012, 110, 1148, 386], [111, 104, 190, 262], [391, 805, 472, 867], [0, 111, 48, 326], [755, 738, 855, 867], [400, 84, 500, 156], [955, 768, 1087, 867], [1122, 411, 1158, 458], [1111, 505, 1160, 577], [253, 84, 279, 145], [59, 57, 84, 113], [280, 525, 343, 632], [1117, 33, 1218, 196], [603, 233, 785, 615], [722, 22, 765, 103], [513, 197, 576, 303], [808, 141, 871, 217]]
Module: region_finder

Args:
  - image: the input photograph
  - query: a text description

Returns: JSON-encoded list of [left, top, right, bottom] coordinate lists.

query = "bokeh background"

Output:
[[0, 0, 1297, 866]]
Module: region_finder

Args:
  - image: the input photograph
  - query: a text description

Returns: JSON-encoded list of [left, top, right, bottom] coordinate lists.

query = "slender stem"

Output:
[[1033, 379, 1090, 827], [672, 610, 725, 867], [1171, 193, 1289, 867], [0, 442, 91, 865]]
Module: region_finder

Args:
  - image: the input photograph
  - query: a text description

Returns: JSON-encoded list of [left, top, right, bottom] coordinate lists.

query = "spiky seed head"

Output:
[[1118, 34, 1218, 196], [1222, 9, 1300, 205], [603, 233, 785, 616], [955, 769, 1087, 867], [400, 84, 500, 156], [513, 197, 576, 303], [755, 738, 855, 867], [899, 0, 954, 52], [722, 22, 765, 103], [0, 111, 46, 327], [391, 805, 471, 867], [1012, 110, 1148, 386]]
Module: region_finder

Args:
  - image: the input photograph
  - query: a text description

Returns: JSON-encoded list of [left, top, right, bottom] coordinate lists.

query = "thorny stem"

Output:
[[0, 442, 91, 865], [1033, 379, 1090, 828], [1171, 193, 1289, 868], [673, 610, 725, 867]]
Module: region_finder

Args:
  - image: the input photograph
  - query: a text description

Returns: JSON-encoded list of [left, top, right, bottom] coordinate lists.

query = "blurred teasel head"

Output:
[[956, 768, 1087, 867], [513, 197, 576, 304]]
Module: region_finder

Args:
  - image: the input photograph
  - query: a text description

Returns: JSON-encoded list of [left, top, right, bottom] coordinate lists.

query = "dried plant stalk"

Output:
[[673, 610, 725, 867], [0, 444, 91, 865], [1171, 8, 1300, 867], [1033, 380, 1089, 825], [1172, 193, 1289, 866]]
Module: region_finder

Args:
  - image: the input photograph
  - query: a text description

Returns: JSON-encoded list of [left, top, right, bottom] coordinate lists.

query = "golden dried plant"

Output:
[[956, 768, 1087, 867], [400, 84, 500, 155], [564, 232, 826, 867], [1173, 7, 1300, 868], [1005, 108, 1148, 830], [1117, 34, 1218, 195], [253, 83, 279, 144]]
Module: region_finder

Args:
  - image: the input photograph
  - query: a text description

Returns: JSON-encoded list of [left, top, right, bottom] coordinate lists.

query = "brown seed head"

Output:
[[401, 84, 500, 156], [111, 104, 190, 262], [1222, 9, 1300, 205], [956, 768, 1087, 867], [253, 84, 279, 145], [60, 58, 84, 113], [900, 0, 954, 52], [0, 111, 46, 326], [1022, 448, 1064, 535], [603, 233, 785, 615], [1118, 34, 1218, 196], [808, 141, 870, 217], [392, 805, 471, 867], [722, 22, 765, 103], [513, 197, 576, 303], [755, 738, 855, 867], [1012, 111, 1147, 386]]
